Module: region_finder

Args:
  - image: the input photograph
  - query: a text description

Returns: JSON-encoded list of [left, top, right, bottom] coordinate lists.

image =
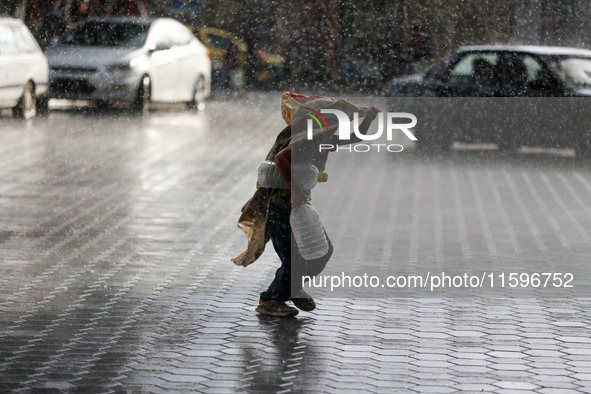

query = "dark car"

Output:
[[385, 46, 591, 154], [386, 45, 591, 97]]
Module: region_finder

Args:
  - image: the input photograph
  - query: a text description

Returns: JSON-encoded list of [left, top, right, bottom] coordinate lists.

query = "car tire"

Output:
[[132, 75, 150, 114], [187, 76, 206, 111], [576, 139, 591, 160], [96, 100, 113, 110], [14, 82, 36, 120], [36, 96, 49, 115], [497, 137, 519, 153]]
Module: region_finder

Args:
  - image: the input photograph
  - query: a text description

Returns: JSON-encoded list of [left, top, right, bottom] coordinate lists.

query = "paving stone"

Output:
[[538, 389, 581, 394], [409, 385, 456, 393], [558, 336, 591, 343], [488, 351, 528, 359], [494, 381, 540, 390], [450, 351, 489, 360], [489, 363, 531, 371], [531, 377, 582, 387], [449, 365, 492, 374], [449, 358, 491, 366], [454, 383, 498, 391]]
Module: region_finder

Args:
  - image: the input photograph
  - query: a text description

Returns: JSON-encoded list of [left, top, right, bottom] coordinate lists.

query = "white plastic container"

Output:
[[257, 160, 322, 190], [290, 203, 330, 260]]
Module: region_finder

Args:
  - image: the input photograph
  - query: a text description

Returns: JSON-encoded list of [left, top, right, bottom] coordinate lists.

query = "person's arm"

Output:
[[274, 145, 308, 210], [336, 105, 381, 146]]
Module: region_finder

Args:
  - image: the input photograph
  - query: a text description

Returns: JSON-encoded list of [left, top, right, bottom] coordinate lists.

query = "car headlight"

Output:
[[106, 62, 131, 73], [106, 58, 139, 73]]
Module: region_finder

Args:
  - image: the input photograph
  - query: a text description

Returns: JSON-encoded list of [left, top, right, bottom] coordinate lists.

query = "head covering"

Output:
[[280, 92, 335, 124]]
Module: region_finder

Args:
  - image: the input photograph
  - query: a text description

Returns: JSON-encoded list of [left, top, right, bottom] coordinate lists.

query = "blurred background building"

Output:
[[2, 0, 591, 88]]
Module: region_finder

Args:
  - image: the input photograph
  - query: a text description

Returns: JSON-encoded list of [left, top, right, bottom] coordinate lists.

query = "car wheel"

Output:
[[36, 96, 49, 116], [576, 139, 591, 160], [187, 76, 206, 111], [497, 137, 519, 153], [132, 75, 150, 114], [96, 100, 112, 110], [14, 82, 36, 120]]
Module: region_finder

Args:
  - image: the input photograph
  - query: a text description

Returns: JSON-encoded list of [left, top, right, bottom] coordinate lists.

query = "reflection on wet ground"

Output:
[[0, 93, 591, 392]]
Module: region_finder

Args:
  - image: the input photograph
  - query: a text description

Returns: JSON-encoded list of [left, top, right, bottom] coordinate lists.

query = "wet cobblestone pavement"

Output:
[[1, 94, 591, 392]]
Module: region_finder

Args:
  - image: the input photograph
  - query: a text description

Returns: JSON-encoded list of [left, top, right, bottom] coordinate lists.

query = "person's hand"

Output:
[[362, 105, 381, 121], [369, 105, 381, 119], [290, 186, 308, 211]]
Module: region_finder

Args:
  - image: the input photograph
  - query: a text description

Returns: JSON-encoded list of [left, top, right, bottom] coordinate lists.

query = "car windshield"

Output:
[[556, 57, 591, 89], [60, 21, 149, 48]]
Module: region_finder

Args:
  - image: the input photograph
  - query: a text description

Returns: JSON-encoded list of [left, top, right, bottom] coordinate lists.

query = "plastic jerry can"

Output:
[[290, 203, 330, 260], [257, 160, 326, 190]]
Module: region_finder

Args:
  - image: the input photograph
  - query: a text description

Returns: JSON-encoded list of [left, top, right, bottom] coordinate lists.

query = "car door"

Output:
[[11, 24, 48, 95], [147, 24, 177, 102], [0, 23, 23, 105], [496, 53, 563, 97], [167, 25, 198, 101]]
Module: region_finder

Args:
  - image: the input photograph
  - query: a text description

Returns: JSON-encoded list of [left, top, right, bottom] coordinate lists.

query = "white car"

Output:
[[45, 17, 211, 112], [0, 17, 49, 119]]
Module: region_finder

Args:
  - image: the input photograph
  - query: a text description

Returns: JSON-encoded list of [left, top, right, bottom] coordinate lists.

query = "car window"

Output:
[[556, 57, 591, 89], [208, 34, 232, 49], [522, 55, 543, 82], [501, 54, 530, 90], [0, 24, 18, 55], [450, 53, 498, 76], [11, 25, 39, 54], [494, 53, 561, 96], [61, 21, 149, 47], [449, 53, 499, 84]]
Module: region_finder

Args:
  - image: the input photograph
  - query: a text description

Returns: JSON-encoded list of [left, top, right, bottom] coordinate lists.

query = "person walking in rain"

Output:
[[233, 93, 381, 317]]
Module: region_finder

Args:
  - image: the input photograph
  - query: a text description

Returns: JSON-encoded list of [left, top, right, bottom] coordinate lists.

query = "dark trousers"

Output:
[[260, 204, 333, 302]]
